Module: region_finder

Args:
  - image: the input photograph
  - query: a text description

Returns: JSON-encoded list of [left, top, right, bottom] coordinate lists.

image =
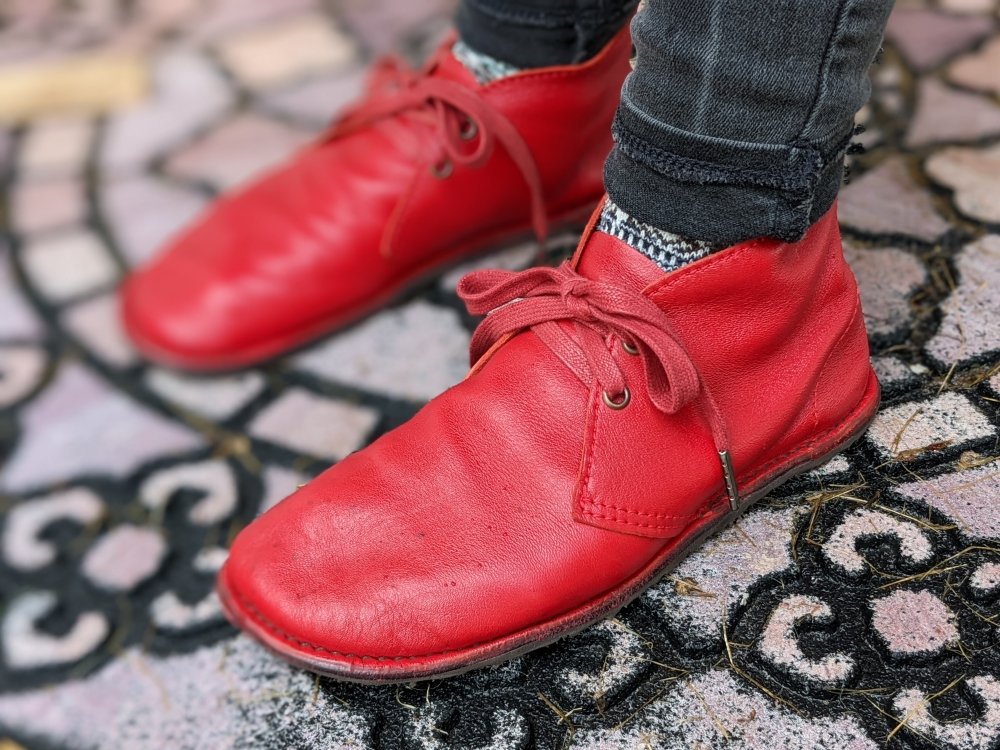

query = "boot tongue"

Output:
[[575, 227, 666, 294]]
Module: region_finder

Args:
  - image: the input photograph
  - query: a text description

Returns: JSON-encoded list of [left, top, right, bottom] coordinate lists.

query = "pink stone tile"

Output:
[[293, 300, 470, 402], [337, 0, 457, 54], [871, 355, 924, 386], [100, 175, 207, 266], [135, 0, 202, 31], [144, 368, 265, 421], [0, 363, 203, 492], [20, 117, 94, 177], [0, 638, 372, 748], [164, 114, 313, 192], [260, 465, 310, 514], [2, 591, 109, 670], [758, 595, 855, 685], [926, 144, 1000, 224], [644, 507, 801, 650], [927, 235, 1000, 363], [0, 345, 48, 409], [11, 179, 86, 235], [941, 0, 998, 12], [21, 229, 119, 303], [140, 460, 237, 526], [192, 0, 319, 40], [899, 463, 1000, 538], [61, 293, 139, 368], [839, 157, 950, 241], [823, 508, 933, 575], [870, 590, 958, 655], [843, 242, 926, 337], [574, 670, 878, 749], [893, 676, 1000, 749], [949, 36, 1000, 95], [81, 525, 166, 592], [262, 67, 366, 127], [971, 562, 1000, 593], [0, 244, 43, 338], [2, 488, 104, 571], [250, 388, 378, 461], [214, 12, 358, 90], [906, 78, 1000, 147], [885, 8, 994, 70], [867, 391, 994, 458], [559, 620, 650, 704], [101, 50, 234, 173]]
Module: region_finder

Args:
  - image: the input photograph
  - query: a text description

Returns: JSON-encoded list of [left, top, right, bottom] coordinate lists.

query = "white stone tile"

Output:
[[2, 591, 109, 670], [294, 301, 470, 402], [140, 459, 238, 525], [866, 391, 994, 458], [145, 368, 265, 421], [21, 229, 119, 303], [250, 388, 378, 461], [3, 488, 105, 571]]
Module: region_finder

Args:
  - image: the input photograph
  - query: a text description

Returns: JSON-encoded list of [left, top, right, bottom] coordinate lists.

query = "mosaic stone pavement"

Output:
[[0, 0, 999, 748]]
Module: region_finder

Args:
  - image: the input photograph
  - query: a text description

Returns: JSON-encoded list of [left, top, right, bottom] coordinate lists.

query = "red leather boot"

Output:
[[218, 200, 880, 683], [119, 29, 632, 370]]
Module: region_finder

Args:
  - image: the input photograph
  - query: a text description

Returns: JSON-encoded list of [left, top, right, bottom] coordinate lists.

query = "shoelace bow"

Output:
[[328, 50, 548, 243], [458, 262, 739, 505]]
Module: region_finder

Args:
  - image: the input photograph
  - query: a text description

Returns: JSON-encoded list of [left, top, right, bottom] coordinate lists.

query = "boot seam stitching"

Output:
[[232, 372, 876, 660]]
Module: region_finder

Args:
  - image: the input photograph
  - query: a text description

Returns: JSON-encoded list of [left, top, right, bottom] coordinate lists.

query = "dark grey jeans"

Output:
[[458, 0, 895, 245]]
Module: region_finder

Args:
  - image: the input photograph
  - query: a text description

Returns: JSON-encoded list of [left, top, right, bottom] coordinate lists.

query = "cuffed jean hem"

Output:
[[604, 98, 852, 246], [455, 0, 637, 67]]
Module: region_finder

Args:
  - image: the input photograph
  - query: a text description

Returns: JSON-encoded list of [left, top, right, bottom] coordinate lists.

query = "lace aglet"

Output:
[[719, 450, 739, 511]]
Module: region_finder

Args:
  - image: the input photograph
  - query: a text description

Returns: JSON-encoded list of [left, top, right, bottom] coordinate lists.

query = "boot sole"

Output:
[[218, 369, 881, 684]]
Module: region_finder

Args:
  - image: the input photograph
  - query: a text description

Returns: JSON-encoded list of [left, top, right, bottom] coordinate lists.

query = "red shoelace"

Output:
[[459, 262, 736, 499], [327, 46, 548, 243]]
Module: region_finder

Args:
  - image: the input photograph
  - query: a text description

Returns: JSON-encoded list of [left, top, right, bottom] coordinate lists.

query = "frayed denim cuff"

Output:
[[604, 97, 851, 245]]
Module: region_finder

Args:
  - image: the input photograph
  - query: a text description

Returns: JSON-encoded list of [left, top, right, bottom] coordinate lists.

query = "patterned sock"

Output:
[[453, 40, 521, 84], [596, 200, 721, 273]]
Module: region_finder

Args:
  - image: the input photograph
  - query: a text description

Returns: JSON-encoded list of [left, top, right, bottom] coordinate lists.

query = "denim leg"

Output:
[[456, 0, 637, 67], [604, 0, 895, 245]]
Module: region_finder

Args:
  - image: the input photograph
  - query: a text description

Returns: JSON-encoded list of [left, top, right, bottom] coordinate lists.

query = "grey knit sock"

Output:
[[453, 40, 521, 84], [596, 200, 720, 272]]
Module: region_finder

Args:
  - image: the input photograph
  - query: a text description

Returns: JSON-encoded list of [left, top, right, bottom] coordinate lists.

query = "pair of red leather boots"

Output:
[[121, 28, 879, 683]]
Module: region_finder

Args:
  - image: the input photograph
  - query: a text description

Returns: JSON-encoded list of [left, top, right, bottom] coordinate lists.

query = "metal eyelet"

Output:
[[430, 159, 453, 179], [621, 339, 640, 355], [602, 387, 631, 410], [459, 119, 478, 141]]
